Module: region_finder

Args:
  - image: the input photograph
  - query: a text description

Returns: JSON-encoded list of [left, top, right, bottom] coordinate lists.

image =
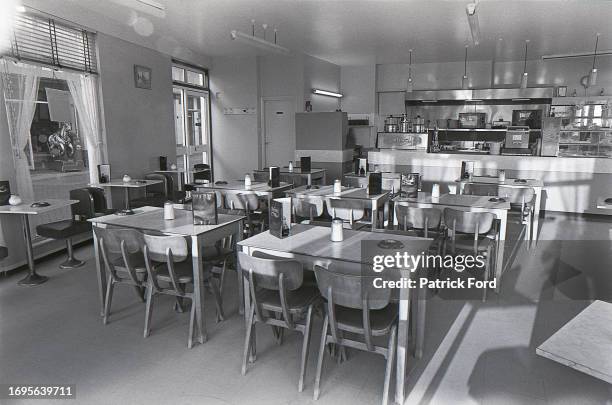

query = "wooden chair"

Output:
[[85, 187, 116, 215], [394, 205, 442, 238], [313, 262, 397, 405], [143, 234, 224, 348], [443, 208, 498, 301], [94, 226, 147, 324], [224, 191, 265, 236], [238, 251, 320, 392], [193, 164, 211, 183], [499, 186, 536, 243], [463, 183, 499, 196], [292, 196, 325, 224]]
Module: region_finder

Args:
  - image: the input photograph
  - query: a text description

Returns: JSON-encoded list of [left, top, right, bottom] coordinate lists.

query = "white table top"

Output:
[[239, 223, 432, 264], [89, 206, 245, 237], [191, 180, 292, 193], [457, 176, 544, 188], [155, 168, 209, 174], [254, 168, 326, 175], [0, 199, 78, 215], [596, 197, 612, 210], [326, 187, 390, 202], [287, 185, 341, 197], [394, 192, 511, 210], [537, 300, 612, 384], [90, 179, 162, 188]]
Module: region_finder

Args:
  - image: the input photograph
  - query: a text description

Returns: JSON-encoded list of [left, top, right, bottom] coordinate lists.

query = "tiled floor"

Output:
[[1, 213, 611, 405]]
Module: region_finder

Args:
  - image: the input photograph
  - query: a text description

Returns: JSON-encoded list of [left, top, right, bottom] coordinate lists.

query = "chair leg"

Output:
[[143, 285, 154, 338], [175, 285, 185, 313], [188, 297, 196, 349], [298, 305, 314, 392], [482, 247, 492, 302], [242, 305, 256, 375], [208, 278, 225, 322], [382, 325, 397, 405], [59, 239, 85, 269], [313, 314, 329, 401], [103, 276, 114, 325], [134, 286, 145, 302], [218, 259, 228, 296]]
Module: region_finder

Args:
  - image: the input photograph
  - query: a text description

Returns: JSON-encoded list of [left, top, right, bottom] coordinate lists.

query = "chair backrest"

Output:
[[463, 183, 499, 196], [443, 208, 495, 235], [143, 233, 190, 292], [498, 186, 535, 205], [85, 187, 109, 214], [325, 198, 365, 224], [69, 188, 96, 219], [238, 251, 304, 328], [394, 205, 442, 235], [314, 263, 393, 351], [94, 226, 145, 284], [292, 196, 324, 221], [382, 173, 401, 192], [223, 191, 259, 211], [144, 173, 169, 197]]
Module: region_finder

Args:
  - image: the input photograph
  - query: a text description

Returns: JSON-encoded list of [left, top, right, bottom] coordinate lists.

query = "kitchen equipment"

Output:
[[447, 119, 461, 129], [504, 126, 530, 149], [541, 117, 561, 156], [459, 113, 486, 129], [377, 132, 428, 150], [491, 119, 510, 129], [460, 161, 475, 179], [436, 119, 448, 129], [399, 114, 411, 133], [412, 115, 425, 133], [488, 142, 502, 155], [512, 109, 543, 129], [384, 115, 401, 133]]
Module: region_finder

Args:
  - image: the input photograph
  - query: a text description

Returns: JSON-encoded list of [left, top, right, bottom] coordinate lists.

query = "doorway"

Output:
[[262, 97, 295, 168]]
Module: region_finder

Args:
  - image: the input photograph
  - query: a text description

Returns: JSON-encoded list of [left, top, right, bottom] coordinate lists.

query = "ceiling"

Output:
[[19, 0, 612, 66]]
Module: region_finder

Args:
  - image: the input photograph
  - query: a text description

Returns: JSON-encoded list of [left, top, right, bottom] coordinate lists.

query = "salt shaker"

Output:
[[330, 218, 344, 242], [498, 169, 506, 182], [333, 179, 342, 193], [164, 201, 175, 220], [432, 183, 440, 198], [244, 174, 252, 189], [288, 161, 294, 172]]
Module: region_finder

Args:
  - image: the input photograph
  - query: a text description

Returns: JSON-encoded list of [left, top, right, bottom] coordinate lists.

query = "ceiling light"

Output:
[[462, 46, 469, 89], [589, 33, 600, 86], [15, 5, 27, 12], [312, 89, 343, 98], [520, 40, 529, 89], [466, 3, 480, 46], [135, 0, 165, 11], [230, 20, 290, 55], [541, 50, 612, 60], [406, 49, 414, 93]]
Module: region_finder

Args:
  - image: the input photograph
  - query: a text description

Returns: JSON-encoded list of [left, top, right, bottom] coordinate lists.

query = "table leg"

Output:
[[242, 246, 252, 324], [494, 211, 507, 293], [532, 187, 542, 244], [118, 187, 135, 215], [191, 235, 207, 345], [415, 284, 427, 359], [371, 200, 378, 230], [17, 215, 48, 286], [92, 224, 107, 316], [395, 281, 411, 405], [235, 221, 244, 315]]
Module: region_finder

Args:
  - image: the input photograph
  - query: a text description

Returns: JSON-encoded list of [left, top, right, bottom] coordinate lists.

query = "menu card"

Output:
[[269, 197, 291, 238], [300, 156, 311, 172], [368, 172, 382, 195], [159, 156, 167, 171], [97, 164, 110, 184], [400, 173, 419, 198], [192, 191, 218, 225], [0, 181, 10, 205], [269, 166, 280, 187]]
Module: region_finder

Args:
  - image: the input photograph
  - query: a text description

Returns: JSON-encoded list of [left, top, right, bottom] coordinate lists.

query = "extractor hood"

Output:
[[405, 87, 554, 102]]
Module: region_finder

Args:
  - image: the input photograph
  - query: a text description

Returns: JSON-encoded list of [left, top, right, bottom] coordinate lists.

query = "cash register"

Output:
[[501, 126, 533, 156]]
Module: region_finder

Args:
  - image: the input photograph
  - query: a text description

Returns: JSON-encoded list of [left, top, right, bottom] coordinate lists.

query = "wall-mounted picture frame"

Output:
[[134, 65, 152, 89]]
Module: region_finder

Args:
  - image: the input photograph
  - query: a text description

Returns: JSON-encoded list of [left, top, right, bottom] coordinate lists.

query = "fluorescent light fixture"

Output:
[[136, 0, 165, 10], [466, 99, 483, 102], [16, 5, 27, 12], [312, 88, 343, 98], [589, 33, 600, 86], [542, 50, 612, 60], [466, 3, 480, 46], [406, 49, 414, 93], [462, 46, 469, 89], [422, 100, 438, 103], [230, 29, 290, 55], [512, 98, 531, 102]]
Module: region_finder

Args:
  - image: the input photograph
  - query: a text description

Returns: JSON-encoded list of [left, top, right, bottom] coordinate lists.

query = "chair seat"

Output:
[[110, 252, 147, 274], [0, 246, 7, 259], [257, 286, 320, 313], [448, 234, 494, 252], [154, 261, 195, 284], [36, 220, 91, 239], [334, 305, 398, 336]]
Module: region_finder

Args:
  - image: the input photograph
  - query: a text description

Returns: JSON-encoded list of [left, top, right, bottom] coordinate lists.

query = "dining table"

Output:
[[90, 179, 163, 215], [156, 167, 209, 190], [238, 224, 433, 405], [89, 206, 244, 345], [253, 168, 326, 186], [188, 180, 293, 206], [392, 192, 511, 291], [286, 185, 390, 230], [457, 176, 544, 242], [0, 198, 78, 285]]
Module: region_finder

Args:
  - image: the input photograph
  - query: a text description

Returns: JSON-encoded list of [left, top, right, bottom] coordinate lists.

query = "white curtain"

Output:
[[1, 60, 38, 202], [66, 74, 104, 182]]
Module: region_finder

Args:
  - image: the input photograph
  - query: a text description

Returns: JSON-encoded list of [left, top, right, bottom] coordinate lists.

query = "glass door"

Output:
[[173, 86, 211, 183]]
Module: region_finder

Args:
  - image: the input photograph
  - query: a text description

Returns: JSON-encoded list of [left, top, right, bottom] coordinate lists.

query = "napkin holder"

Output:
[[269, 197, 291, 238]]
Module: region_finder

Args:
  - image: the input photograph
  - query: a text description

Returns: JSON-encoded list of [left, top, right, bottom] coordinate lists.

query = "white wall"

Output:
[[209, 56, 259, 181], [340, 65, 376, 114]]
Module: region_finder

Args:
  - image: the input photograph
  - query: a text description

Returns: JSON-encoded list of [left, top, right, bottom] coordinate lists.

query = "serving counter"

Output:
[[369, 149, 612, 215]]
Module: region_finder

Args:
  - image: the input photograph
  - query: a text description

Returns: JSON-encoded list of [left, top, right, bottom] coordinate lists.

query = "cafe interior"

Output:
[[0, 1, 611, 404]]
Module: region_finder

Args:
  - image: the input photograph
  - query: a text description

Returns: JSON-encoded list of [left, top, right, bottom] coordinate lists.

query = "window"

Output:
[[171, 60, 208, 89], [9, 12, 97, 73]]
